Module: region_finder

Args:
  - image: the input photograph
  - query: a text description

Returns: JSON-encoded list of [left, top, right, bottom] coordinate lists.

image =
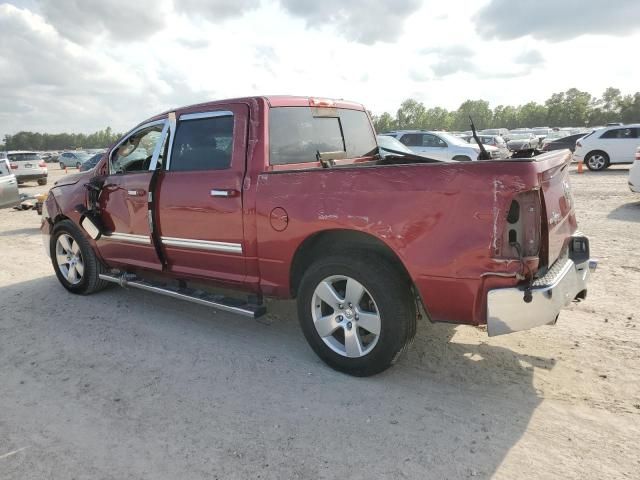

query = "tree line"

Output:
[[371, 87, 640, 133], [1, 127, 122, 151]]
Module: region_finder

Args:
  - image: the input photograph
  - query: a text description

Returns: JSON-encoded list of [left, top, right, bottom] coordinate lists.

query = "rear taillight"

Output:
[[496, 190, 541, 258], [38, 160, 46, 167], [576, 141, 582, 148], [635, 150, 640, 161], [10, 163, 17, 169]]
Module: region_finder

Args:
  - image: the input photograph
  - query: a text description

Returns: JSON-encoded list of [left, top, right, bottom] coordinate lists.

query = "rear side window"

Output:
[[171, 115, 234, 171], [269, 107, 376, 165], [600, 128, 638, 139]]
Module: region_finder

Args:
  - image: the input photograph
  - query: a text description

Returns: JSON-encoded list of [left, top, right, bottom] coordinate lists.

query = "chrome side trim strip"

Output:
[[104, 233, 151, 245], [160, 236, 242, 254]]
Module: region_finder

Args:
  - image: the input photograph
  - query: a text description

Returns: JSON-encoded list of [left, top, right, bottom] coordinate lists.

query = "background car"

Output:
[[7, 151, 48, 185], [479, 128, 510, 140], [629, 147, 640, 193], [573, 124, 640, 171], [383, 130, 501, 161], [540, 133, 588, 153], [0, 157, 20, 208], [79, 153, 104, 172], [59, 151, 93, 169], [467, 134, 510, 159], [40, 151, 60, 163], [507, 133, 539, 156], [376, 135, 414, 158]]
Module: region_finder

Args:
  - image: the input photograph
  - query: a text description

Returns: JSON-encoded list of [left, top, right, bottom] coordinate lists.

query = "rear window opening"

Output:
[[8, 153, 39, 162], [269, 107, 376, 166]]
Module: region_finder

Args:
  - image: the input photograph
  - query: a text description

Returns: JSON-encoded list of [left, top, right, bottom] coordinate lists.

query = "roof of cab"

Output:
[[135, 95, 366, 134]]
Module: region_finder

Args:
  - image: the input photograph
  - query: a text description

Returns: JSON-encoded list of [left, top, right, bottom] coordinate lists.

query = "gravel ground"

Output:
[[0, 165, 639, 479]]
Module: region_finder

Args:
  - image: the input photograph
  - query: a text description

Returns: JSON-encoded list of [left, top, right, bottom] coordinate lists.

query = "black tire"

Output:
[[76, 162, 81, 169], [60, 162, 65, 170], [297, 252, 416, 376], [37, 178, 47, 186], [452, 155, 472, 162], [50, 220, 109, 295], [585, 151, 609, 171]]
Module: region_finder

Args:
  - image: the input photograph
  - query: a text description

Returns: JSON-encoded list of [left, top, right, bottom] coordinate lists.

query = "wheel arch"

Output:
[[289, 229, 428, 317]]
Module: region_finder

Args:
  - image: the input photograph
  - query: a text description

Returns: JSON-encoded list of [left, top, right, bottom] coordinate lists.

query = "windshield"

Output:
[[377, 135, 412, 153], [438, 132, 470, 146], [8, 152, 39, 161]]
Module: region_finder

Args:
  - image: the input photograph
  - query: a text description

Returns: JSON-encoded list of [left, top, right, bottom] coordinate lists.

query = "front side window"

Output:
[[111, 124, 164, 174], [269, 107, 376, 165], [423, 134, 446, 148], [170, 114, 234, 171]]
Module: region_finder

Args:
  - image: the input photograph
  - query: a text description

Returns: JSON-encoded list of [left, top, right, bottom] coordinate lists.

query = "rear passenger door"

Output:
[[156, 105, 249, 285]]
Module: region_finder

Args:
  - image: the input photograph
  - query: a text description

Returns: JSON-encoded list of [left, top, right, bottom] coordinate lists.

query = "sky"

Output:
[[1, 0, 639, 136]]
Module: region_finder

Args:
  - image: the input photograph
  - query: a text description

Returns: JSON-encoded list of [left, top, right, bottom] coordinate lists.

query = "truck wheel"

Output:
[[37, 178, 47, 186], [585, 151, 609, 171], [297, 253, 416, 376], [51, 220, 109, 295]]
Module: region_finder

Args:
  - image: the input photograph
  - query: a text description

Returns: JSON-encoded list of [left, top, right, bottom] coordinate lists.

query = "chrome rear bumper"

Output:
[[487, 257, 597, 336]]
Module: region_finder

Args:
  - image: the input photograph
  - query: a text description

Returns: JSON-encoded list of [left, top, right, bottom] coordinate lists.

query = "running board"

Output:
[[98, 273, 266, 319]]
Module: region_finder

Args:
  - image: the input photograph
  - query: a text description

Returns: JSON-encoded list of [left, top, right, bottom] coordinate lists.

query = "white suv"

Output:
[[574, 124, 640, 171], [383, 130, 501, 162], [8, 150, 48, 185]]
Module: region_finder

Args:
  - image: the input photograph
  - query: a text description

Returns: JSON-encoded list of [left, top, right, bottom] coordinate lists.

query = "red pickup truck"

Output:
[[41, 96, 595, 376]]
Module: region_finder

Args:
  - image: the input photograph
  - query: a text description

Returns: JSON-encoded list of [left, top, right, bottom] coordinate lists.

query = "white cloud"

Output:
[[1, 0, 640, 137], [475, 0, 640, 41]]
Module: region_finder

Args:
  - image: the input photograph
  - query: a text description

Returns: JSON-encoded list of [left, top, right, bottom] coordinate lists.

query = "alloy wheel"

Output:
[[311, 275, 381, 358], [588, 154, 606, 170], [55, 233, 84, 285]]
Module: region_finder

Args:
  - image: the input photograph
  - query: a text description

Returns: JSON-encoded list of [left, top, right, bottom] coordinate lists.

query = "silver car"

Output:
[[383, 130, 501, 161], [0, 156, 20, 209]]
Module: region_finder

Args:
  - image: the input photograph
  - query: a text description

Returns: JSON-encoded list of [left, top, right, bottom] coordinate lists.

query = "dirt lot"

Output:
[[1, 165, 639, 479]]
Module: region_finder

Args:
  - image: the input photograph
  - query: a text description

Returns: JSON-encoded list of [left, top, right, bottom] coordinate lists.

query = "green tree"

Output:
[[518, 102, 547, 128], [453, 99, 492, 131], [396, 99, 426, 129], [372, 112, 397, 133]]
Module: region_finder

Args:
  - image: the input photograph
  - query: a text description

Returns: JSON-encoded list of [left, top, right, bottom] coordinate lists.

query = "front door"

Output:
[[156, 105, 248, 284], [0, 160, 20, 209], [97, 120, 168, 271]]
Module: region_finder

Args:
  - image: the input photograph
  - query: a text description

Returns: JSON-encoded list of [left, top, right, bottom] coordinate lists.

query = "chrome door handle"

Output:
[[127, 189, 145, 196], [210, 189, 239, 198]]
